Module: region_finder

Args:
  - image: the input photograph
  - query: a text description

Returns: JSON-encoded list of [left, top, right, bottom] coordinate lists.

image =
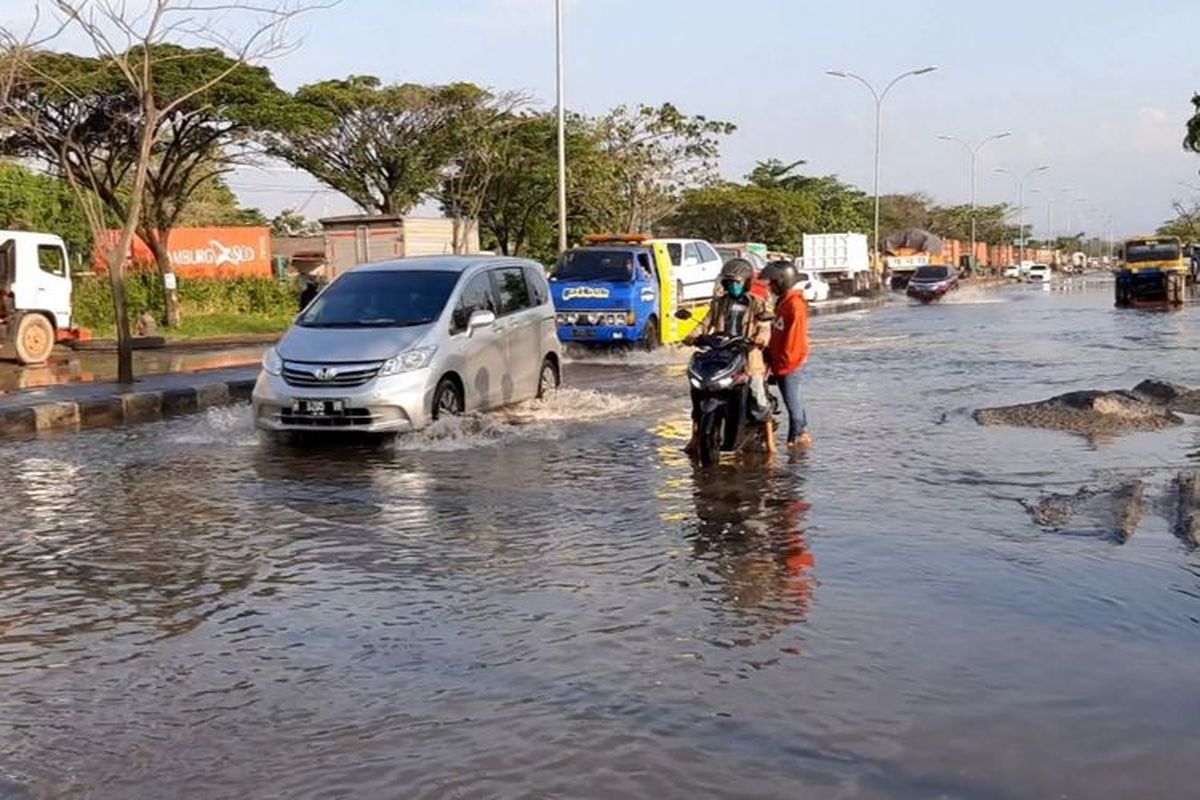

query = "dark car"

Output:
[[905, 264, 958, 303]]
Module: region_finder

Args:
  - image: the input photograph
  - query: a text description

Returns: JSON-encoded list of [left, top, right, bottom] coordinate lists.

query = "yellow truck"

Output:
[[550, 234, 710, 348], [1114, 236, 1187, 308]]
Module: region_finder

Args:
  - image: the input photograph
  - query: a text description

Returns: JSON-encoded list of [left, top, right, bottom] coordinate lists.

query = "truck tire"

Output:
[[640, 317, 660, 351], [14, 314, 54, 365]]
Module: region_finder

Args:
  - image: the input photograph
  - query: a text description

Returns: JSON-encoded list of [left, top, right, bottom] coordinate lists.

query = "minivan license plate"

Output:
[[292, 399, 345, 416]]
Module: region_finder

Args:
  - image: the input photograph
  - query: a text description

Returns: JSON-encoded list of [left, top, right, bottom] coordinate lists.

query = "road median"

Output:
[[0, 366, 257, 438]]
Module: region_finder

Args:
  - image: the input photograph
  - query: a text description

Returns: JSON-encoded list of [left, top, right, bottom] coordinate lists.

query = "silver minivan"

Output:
[[253, 255, 562, 434]]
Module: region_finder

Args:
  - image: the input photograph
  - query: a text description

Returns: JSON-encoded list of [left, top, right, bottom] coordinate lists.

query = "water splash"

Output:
[[394, 389, 645, 452]]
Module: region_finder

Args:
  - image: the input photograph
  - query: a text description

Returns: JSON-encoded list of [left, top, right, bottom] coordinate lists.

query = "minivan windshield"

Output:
[[555, 249, 635, 282], [913, 265, 951, 280], [297, 270, 461, 328]]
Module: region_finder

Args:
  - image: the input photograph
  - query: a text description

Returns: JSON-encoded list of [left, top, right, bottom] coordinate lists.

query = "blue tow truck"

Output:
[[549, 235, 708, 349]]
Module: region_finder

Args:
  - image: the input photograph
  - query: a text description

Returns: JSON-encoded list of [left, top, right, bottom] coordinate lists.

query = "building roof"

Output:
[[349, 254, 511, 274], [318, 213, 454, 226]]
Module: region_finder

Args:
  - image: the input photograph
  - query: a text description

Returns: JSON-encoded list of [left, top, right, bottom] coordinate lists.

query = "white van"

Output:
[[1027, 264, 1051, 283], [648, 238, 723, 302]]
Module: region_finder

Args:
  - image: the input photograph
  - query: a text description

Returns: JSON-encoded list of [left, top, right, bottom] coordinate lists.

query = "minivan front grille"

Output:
[[282, 361, 383, 388]]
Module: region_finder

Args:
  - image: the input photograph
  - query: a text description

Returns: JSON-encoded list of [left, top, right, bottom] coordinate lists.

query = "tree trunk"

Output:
[[105, 251, 134, 385], [144, 230, 182, 328]]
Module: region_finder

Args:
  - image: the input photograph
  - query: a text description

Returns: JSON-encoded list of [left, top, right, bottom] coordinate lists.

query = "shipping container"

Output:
[[95, 226, 272, 278]]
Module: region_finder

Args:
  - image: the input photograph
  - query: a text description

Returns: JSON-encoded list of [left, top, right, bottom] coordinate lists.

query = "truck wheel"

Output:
[[641, 317, 660, 351], [15, 314, 54, 365]]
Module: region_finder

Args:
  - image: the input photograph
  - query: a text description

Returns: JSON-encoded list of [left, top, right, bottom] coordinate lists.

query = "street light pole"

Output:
[[996, 165, 1049, 268], [1029, 187, 1056, 263], [827, 65, 938, 281], [554, 0, 567, 254], [937, 131, 1010, 271]]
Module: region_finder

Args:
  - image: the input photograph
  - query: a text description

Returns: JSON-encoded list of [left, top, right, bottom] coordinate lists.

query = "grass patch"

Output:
[[82, 313, 292, 341]]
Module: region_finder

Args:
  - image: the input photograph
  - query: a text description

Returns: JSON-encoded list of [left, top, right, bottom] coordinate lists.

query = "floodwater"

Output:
[[2, 279, 1199, 799], [0, 345, 264, 394]]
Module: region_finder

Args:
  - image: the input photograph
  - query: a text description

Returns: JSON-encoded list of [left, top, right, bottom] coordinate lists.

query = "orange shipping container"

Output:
[[94, 227, 272, 278]]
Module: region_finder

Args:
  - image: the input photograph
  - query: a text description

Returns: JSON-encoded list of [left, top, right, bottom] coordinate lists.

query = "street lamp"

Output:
[[826, 65, 938, 278], [554, 0, 567, 253], [936, 131, 1010, 271], [995, 165, 1049, 268]]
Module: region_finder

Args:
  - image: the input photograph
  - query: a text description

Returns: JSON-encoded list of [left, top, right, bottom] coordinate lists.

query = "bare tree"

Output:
[[0, 0, 319, 382]]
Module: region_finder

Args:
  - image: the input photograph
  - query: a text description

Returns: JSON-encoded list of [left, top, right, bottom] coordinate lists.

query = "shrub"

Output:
[[73, 274, 299, 331]]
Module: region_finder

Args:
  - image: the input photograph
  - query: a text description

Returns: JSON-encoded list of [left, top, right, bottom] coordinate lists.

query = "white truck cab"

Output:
[[0, 230, 73, 364]]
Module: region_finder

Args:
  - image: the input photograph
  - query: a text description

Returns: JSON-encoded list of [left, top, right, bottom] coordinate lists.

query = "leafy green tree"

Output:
[[262, 77, 491, 215], [878, 193, 934, 239], [928, 203, 1016, 245], [1185, 93, 1200, 154], [593, 103, 735, 232], [0, 164, 91, 259], [669, 183, 819, 252], [269, 208, 322, 237], [2, 45, 288, 327], [175, 174, 267, 227], [1157, 202, 1200, 241], [441, 111, 625, 263]]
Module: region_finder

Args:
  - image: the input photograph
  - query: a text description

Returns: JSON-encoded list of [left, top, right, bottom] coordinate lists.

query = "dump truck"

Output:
[[800, 232, 871, 295], [1114, 236, 1188, 309], [883, 229, 946, 290]]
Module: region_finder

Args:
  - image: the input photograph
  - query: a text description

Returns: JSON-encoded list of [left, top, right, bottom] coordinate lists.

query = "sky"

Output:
[[6, 0, 1200, 237]]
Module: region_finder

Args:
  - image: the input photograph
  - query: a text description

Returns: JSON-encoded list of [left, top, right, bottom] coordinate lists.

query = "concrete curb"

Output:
[[0, 377, 256, 438], [809, 296, 889, 317]]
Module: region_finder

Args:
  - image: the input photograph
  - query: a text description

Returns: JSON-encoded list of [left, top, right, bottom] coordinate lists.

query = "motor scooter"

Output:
[[677, 309, 777, 466]]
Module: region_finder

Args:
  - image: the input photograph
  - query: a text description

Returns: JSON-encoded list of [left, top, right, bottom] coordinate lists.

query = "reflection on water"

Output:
[[1, 285, 1199, 799], [0, 346, 264, 393]]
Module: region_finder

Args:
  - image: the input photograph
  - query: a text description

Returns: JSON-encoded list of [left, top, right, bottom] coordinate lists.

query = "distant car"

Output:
[[1027, 264, 1052, 283], [650, 238, 724, 302], [1002, 264, 1020, 280], [253, 255, 562, 436], [796, 269, 831, 302], [906, 264, 959, 303]]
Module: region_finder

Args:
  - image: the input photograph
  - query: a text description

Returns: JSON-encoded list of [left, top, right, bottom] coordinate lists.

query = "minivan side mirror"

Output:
[[468, 309, 496, 333]]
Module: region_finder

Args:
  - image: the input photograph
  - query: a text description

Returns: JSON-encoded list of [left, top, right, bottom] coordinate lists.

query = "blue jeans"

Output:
[[779, 369, 808, 442]]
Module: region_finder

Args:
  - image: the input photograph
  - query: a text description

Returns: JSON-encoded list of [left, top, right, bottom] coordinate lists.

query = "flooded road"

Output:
[[2, 280, 1199, 799]]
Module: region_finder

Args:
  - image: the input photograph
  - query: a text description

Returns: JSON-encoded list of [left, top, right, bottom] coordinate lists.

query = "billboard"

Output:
[[95, 226, 272, 278]]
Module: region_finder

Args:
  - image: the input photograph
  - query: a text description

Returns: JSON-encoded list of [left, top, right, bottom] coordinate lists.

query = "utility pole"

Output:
[[555, 0, 567, 254]]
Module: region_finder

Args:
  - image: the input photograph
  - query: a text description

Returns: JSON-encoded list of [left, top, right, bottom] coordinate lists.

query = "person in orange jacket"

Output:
[[762, 260, 812, 450]]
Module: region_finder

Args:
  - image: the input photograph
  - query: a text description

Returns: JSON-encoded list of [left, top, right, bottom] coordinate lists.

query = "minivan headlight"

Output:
[[262, 346, 282, 376], [379, 346, 437, 376]]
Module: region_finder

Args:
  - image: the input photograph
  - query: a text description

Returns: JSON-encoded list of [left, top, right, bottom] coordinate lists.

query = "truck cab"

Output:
[[550, 235, 709, 348], [0, 230, 73, 364]]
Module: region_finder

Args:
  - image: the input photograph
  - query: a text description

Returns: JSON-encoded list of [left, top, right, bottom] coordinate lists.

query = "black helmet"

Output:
[[719, 257, 755, 293], [762, 259, 798, 295]]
